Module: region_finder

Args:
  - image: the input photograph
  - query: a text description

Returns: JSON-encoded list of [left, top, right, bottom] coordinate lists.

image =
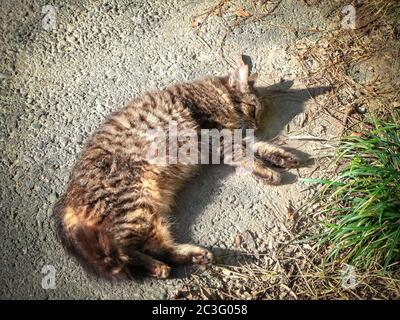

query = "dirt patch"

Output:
[[1, 0, 397, 299]]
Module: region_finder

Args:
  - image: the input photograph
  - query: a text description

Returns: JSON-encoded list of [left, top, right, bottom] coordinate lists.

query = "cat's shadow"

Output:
[[171, 80, 331, 278]]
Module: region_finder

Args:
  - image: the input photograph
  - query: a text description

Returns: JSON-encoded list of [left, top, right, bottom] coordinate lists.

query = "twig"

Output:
[[285, 135, 328, 141]]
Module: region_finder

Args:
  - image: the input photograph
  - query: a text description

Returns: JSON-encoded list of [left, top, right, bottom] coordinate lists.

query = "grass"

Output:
[[174, 0, 400, 300], [304, 115, 400, 270]]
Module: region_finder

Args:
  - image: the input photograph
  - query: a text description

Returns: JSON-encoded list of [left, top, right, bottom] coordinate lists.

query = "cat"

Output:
[[54, 56, 300, 279]]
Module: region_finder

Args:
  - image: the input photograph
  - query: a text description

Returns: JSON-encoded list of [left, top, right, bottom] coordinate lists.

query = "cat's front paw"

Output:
[[281, 153, 301, 168], [191, 248, 214, 265], [266, 152, 300, 169], [253, 169, 281, 185]]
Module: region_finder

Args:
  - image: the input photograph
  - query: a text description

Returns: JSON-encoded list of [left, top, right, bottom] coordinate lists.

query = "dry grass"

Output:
[[294, 0, 400, 130], [173, 264, 400, 300], [175, 0, 400, 300], [172, 193, 400, 299], [172, 232, 400, 299]]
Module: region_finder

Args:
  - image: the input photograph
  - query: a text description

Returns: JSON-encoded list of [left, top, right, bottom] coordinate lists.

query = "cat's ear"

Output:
[[228, 54, 256, 92], [228, 64, 249, 91]]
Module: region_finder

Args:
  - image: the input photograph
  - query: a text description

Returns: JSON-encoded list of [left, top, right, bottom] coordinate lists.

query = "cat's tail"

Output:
[[54, 198, 130, 279]]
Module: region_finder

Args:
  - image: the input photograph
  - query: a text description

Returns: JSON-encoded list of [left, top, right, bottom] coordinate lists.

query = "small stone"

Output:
[[234, 234, 242, 247], [48, 193, 57, 203], [31, 123, 41, 130], [356, 105, 367, 114], [242, 230, 257, 252]]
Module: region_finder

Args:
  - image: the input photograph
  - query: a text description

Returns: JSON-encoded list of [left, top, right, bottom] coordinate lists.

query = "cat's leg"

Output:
[[112, 208, 172, 279], [158, 243, 214, 266], [143, 217, 213, 266], [221, 138, 289, 184], [238, 156, 282, 185], [129, 250, 171, 279], [253, 140, 300, 169]]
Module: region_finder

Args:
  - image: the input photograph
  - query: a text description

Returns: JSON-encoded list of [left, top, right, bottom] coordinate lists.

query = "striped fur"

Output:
[[54, 60, 300, 279]]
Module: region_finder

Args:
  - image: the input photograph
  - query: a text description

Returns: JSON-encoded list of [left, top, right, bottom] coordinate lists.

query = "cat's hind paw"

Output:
[[151, 263, 171, 279], [191, 249, 214, 265]]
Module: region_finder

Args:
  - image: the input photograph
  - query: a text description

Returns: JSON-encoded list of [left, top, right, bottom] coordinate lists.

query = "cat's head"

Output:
[[223, 56, 264, 129]]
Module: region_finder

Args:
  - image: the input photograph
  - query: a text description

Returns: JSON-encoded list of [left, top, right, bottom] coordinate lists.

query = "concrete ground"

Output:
[[0, 0, 338, 299]]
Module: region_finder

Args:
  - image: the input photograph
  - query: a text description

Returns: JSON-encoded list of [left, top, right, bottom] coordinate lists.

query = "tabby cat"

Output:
[[54, 56, 300, 279]]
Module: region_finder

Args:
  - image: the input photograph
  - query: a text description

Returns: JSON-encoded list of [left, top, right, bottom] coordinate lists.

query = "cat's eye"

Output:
[[240, 101, 257, 119], [253, 106, 258, 119]]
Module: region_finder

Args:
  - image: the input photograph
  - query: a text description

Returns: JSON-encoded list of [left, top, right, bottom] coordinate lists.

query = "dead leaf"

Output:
[[287, 206, 295, 222], [222, 268, 232, 276], [287, 201, 297, 224], [234, 234, 242, 247], [350, 132, 363, 137], [234, 8, 251, 18], [294, 112, 308, 128], [242, 230, 257, 251]]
